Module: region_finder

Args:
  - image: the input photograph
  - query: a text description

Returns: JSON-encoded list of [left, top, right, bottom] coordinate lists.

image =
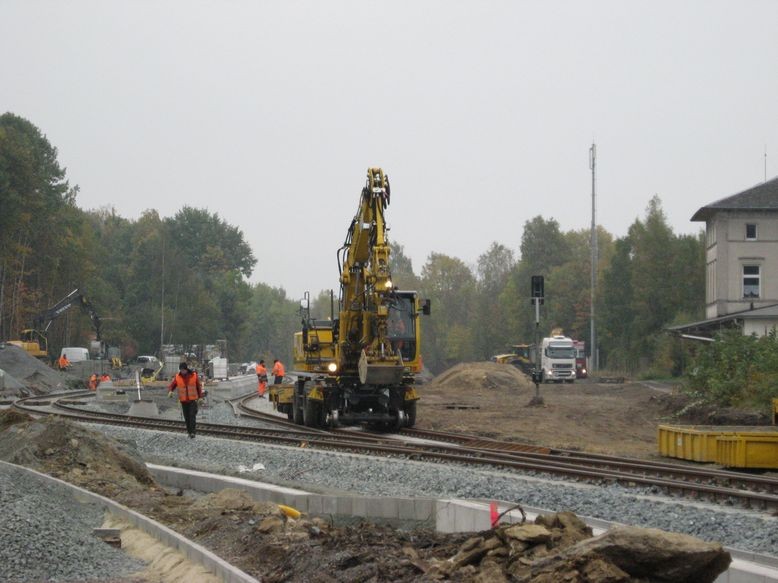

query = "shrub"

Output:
[[685, 328, 778, 409]]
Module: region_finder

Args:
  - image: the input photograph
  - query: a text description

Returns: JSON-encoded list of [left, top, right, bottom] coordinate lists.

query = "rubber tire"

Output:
[[404, 401, 417, 428], [303, 399, 320, 428]]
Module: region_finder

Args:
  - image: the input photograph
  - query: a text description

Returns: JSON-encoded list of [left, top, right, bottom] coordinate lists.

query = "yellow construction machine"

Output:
[[491, 344, 533, 375], [8, 288, 102, 361], [286, 168, 430, 430]]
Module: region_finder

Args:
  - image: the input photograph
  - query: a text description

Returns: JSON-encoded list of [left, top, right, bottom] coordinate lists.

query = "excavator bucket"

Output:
[[358, 350, 404, 385]]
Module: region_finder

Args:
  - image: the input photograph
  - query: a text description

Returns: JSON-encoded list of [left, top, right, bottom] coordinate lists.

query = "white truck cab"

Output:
[[541, 335, 576, 383]]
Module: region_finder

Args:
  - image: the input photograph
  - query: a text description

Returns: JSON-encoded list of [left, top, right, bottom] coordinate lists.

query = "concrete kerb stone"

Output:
[[147, 464, 437, 528], [0, 460, 259, 583], [96, 385, 130, 403]]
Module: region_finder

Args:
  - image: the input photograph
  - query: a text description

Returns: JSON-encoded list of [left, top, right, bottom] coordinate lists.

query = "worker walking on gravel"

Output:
[[168, 362, 204, 438], [272, 359, 285, 384], [256, 360, 268, 398]]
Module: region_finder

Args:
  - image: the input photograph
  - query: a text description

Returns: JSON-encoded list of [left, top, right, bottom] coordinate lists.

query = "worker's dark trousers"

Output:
[[180, 400, 198, 436], [274, 376, 283, 384]]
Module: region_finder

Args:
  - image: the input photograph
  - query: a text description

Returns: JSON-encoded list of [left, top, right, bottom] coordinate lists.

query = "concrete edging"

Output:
[[0, 460, 259, 583]]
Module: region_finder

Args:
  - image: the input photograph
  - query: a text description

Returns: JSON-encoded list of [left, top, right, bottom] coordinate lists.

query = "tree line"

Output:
[[1, 113, 705, 375]]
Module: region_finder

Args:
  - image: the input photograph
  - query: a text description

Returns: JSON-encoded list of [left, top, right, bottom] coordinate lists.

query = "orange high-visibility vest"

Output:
[[59, 355, 70, 368], [256, 363, 268, 381], [174, 372, 200, 402], [88, 374, 98, 390], [272, 361, 285, 377]]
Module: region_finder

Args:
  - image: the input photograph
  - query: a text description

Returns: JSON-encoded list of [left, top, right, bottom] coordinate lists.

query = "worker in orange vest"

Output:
[[88, 373, 98, 390], [167, 362, 203, 438], [99, 373, 111, 382], [255, 360, 268, 398], [272, 359, 285, 384], [58, 354, 71, 371]]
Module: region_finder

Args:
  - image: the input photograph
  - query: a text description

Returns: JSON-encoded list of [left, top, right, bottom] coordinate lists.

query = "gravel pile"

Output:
[[0, 463, 146, 582], [0, 344, 77, 396], [88, 419, 778, 557]]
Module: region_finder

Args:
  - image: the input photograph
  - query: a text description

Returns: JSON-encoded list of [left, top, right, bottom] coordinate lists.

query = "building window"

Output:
[[743, 265, 760, 298], [746, 223, 757, 241], [706, 222, 716, 246], [706, 260, 716, 303]]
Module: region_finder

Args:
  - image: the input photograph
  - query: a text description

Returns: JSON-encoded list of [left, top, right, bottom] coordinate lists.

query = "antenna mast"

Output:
[[589, 143, 598, 372]]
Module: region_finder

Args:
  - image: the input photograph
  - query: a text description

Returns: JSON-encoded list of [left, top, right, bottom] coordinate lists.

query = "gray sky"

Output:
[[2, 1, 777, 300]]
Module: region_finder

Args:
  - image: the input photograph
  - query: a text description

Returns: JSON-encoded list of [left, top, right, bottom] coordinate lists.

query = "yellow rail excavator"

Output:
[[281, 168, 430, 430], [8, 288, 102, 361]]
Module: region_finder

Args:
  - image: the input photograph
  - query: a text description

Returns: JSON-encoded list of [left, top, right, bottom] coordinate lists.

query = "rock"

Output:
[[257, 516, 285, 533], [524, 525, 731, 583], [503, 523, 553, 544], [475, 557, 509, 583]]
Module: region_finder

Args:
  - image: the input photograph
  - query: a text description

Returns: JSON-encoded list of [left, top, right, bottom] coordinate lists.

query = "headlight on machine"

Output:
[[327, 362, 338, 373]]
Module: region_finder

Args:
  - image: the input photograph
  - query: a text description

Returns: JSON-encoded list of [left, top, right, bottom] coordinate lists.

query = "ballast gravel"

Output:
[[81, 400, 778, 558], [0, 463, 145, 582]]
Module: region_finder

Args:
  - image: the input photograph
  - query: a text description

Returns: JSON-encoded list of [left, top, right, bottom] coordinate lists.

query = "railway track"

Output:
[[12, 391, 778, 513]]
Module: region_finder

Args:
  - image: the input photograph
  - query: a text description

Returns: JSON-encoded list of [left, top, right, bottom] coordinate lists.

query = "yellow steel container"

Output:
[[657, 425, 735, 462], [658, 424, 778, 468], [716, 433, 778, 469]]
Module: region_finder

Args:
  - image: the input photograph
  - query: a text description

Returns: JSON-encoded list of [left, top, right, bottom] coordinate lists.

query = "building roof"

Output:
[[691, 176, 778, 221], [667, 303, 778, 339]]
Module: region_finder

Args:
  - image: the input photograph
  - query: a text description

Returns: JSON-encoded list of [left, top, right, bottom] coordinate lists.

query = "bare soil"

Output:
[[416, 362, 676, 458]]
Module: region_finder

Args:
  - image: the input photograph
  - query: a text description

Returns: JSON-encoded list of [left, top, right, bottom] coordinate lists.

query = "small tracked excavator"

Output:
[[286, 168, 430, 430]]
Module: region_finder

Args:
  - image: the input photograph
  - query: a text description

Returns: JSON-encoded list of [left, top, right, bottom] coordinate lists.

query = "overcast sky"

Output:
[[2, 1, 777, 299]]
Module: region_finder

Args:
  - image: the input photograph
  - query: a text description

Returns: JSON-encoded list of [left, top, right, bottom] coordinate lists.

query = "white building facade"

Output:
[[676, 177, 778, 337]]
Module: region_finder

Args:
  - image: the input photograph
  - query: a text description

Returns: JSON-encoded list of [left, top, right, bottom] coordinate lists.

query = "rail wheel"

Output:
[[404, 401, 417, 427]]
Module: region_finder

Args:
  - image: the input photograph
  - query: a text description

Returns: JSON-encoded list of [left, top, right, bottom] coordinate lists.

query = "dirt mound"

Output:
[[0, 343, 79, 396], [0, 410, 154, 494], [650, 392, 771, 426], [428, 362, 534, 391]]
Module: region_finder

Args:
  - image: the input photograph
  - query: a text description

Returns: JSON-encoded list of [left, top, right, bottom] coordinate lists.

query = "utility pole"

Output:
[[160, 235, 165, 353], [589, 143, 598, 372], [529, 275, 544, 406]]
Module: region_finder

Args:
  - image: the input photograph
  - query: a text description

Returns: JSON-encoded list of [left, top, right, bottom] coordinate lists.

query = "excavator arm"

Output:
[[16, 288, 102, 358], [31, 288, 102, 340], [337, 168, 402, 383]]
